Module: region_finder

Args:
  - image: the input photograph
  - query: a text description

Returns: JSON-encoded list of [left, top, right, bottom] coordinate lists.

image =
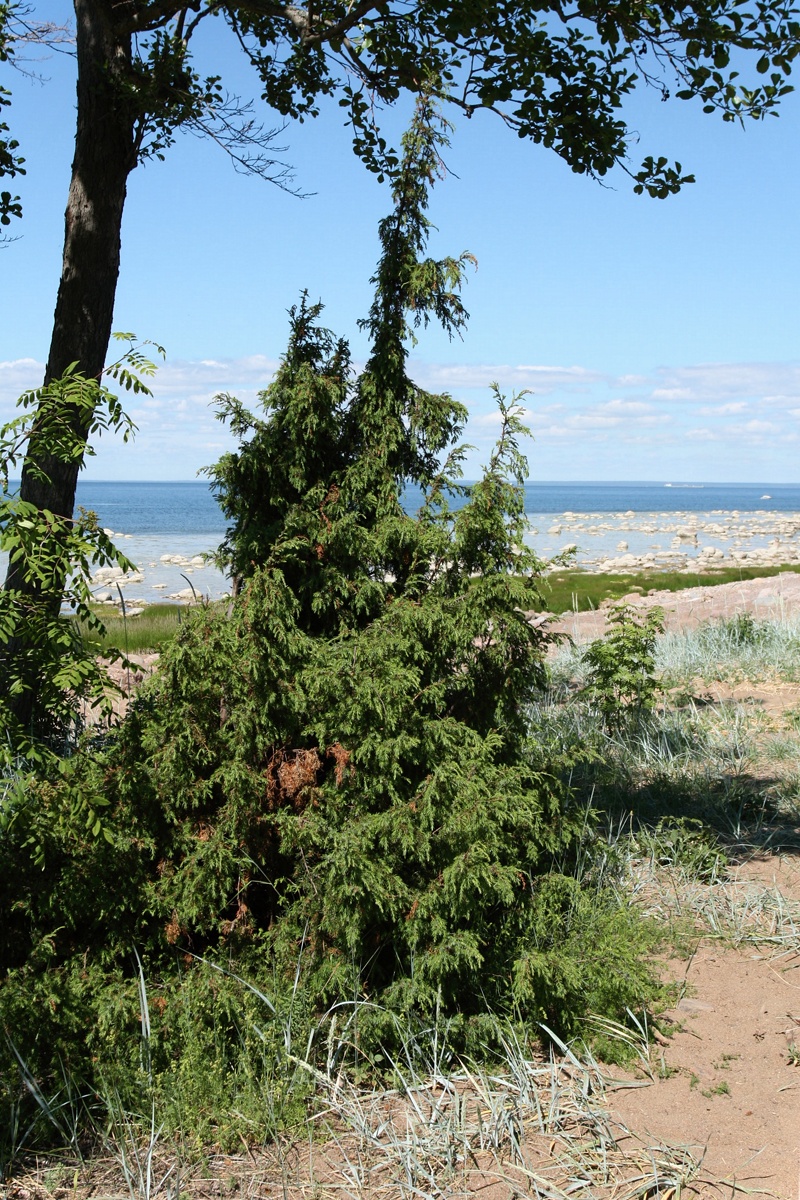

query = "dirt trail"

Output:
[[611, 915, 800, 1195]]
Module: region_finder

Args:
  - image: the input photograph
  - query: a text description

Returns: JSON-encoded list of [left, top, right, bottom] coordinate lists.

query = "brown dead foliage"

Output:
[[264, 743, 353, 809], [265, 747, 323, 810]]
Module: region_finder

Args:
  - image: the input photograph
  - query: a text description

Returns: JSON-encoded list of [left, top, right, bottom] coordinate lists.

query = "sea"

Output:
[[4, 480, 800, 604]]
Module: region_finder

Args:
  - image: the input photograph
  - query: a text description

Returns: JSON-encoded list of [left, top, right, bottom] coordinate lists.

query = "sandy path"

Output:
[[611, 933, 800, 1195]]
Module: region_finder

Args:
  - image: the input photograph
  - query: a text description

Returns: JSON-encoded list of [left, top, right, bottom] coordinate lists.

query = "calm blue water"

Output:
[[76, 481, 227, 535], [518, 481, 800, 514], [0, 479, 786, 603], [73, 480, 800, 537]]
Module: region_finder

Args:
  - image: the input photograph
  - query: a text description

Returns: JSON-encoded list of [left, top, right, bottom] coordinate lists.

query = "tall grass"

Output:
[[543, 609, 800, 858], [657, 610, 800, 683], [4, 984, 704, 1199], [73, 604, 184, 654]]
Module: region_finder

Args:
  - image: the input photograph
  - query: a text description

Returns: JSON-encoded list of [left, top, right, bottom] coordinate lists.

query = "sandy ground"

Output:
[[609, 856, 800, 1197]]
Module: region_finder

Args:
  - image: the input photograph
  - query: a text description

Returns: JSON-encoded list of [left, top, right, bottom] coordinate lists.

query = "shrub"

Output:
[[582, 603, 665, 732], [0, 98, 658, 1150], [0, 341, 160, 762]]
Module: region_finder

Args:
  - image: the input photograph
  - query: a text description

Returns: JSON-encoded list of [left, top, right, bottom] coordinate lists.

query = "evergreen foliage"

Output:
[[582, 604, 666, 732], [0, 99, 657, 1148]]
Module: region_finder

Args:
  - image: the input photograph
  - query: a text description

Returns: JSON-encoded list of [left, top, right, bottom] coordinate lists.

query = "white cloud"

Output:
[[729, 418, 781, 436], [597, 398, 664, 417], [470, 402, 564, 430], [0, 357, 46, 412], [616, 374, 648, 387], [761, 393, 800, 410], [529, 398, 670, 434], [645, 362, 800, 404], [408, 360, 605, 393], [698, 401, 748, 416], [4, 351, 799, 480], [685, 427, 720, 442]]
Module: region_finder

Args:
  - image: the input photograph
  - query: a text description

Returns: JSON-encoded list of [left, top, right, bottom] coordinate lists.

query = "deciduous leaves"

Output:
[[0, 339, 160, 765]]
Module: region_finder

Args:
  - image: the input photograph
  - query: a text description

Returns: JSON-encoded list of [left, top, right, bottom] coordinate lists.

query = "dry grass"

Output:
[[4, 1044, 709, 1200]]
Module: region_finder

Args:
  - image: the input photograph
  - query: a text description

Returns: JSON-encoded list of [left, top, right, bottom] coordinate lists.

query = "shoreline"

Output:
[[76, 505, 800, 609]]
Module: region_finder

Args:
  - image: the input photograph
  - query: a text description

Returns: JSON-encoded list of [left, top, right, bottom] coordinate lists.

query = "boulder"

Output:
[[92, 565, 125, 582]]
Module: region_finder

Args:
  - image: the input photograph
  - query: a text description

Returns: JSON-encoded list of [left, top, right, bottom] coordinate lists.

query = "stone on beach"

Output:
[[92, 565, 125, 582], [92, 563, 144, 585]]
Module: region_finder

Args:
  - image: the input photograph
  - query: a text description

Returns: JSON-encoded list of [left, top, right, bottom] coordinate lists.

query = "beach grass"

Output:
[[74, 603, 185, 654], [537, 562, 800, 614]]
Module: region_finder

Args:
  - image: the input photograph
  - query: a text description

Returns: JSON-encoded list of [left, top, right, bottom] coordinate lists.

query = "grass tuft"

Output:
[[73, 604, 185, 654]]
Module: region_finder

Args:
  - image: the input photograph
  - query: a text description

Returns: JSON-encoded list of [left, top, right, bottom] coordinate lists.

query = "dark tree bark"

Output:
[[15, 0, 134, 527], [3, 1, 136, 723]]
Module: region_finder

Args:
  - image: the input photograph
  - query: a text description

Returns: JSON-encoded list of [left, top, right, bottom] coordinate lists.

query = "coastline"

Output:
[[87, 505, 800, 607]]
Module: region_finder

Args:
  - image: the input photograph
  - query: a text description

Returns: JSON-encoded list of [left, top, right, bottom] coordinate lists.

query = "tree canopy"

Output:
[[5, 0, 800, 203], [0, 4, 26, 232]]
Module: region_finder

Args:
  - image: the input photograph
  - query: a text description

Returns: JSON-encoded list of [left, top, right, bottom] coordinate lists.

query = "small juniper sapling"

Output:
[[582, 603, 665, 732]]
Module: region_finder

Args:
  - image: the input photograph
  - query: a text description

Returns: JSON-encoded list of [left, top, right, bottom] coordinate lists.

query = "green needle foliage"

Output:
[[583, 604, 666, 732], [0, 98, 657, 1146]]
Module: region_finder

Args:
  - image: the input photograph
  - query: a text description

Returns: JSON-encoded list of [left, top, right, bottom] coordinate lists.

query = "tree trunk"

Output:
[[2, 0, 136, 724], [19, 0, 134, 518]]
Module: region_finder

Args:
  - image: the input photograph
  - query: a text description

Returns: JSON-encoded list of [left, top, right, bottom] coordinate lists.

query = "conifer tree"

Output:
[[0, 100, 655, 1115]]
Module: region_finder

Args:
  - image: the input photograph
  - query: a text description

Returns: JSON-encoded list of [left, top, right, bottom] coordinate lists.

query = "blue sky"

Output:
[[2, 9, 800, 482]]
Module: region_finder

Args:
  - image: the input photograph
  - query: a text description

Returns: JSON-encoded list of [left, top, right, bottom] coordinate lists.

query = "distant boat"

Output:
[[761, 493, 771, 499]]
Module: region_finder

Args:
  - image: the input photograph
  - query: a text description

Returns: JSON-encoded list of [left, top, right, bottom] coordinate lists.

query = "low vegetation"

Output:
[[4, 601, 800, 1192], [538, 562, 800, 614], [72, 603, 184, 655]]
